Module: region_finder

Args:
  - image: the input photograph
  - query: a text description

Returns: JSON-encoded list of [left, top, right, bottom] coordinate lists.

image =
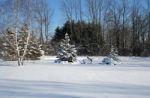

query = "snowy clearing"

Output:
[[0, 56, 150, 98]]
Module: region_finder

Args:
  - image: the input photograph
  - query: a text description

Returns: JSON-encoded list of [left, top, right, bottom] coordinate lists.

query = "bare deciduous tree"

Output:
[[34, 0, 53, 43]]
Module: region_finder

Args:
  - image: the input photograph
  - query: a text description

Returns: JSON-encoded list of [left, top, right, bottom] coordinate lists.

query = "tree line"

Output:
[[53, 0, 150, 56], [0, 0, 150, 63]]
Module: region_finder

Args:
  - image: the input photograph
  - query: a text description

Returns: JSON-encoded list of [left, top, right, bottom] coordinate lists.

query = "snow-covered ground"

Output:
[[0, 56, 150, 98]]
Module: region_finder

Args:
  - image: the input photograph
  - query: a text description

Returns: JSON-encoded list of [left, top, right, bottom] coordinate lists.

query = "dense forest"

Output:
[[0, 0, 150, 62]]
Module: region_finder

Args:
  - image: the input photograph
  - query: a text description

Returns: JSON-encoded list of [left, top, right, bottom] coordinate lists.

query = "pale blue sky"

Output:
[[48, 0, 65, 33]]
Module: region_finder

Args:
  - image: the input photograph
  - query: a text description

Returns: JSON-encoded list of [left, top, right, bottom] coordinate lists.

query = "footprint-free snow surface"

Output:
[[0, 56, 150, 98]]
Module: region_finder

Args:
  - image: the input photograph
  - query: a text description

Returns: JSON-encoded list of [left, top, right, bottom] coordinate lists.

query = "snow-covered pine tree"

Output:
[[56, 33, 77, 63], [18, 24, 42, 60], [1, 28, 17, 60], [26, 33, 43, 59], [2, 24, 42, 63], [102, 45, 120, 65], [18, 24, 29, 57], [108, 46, 120, 61]]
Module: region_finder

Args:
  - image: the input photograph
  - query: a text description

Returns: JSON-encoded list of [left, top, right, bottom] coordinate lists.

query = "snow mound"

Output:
[[0, 59, 3, 62], [55, 59, 80, 64], [102, 57, 121, 65], [81, 57, 93, 64]]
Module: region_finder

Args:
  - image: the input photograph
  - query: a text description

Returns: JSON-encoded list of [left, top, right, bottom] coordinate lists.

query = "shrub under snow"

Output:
[[81, 56, 93, 64]]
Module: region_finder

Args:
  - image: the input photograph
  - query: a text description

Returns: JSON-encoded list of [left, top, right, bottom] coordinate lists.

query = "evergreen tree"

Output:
[[2, 24, 42, 61], [18, 24, 42, 60], [52, 20, 104, 55], [26, 33, 43, 60], [102, 46, 120, 65], [56, 33, 77, 62], [18, 24, 29, 57], [108, 46, 120, 62], [1, 28, 17, 60]]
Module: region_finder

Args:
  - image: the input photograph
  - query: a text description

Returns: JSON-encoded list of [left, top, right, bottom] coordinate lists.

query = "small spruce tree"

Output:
[[102, 45, 120, 65], [108, 46, 120, 61], [56, 33, 77, 62]]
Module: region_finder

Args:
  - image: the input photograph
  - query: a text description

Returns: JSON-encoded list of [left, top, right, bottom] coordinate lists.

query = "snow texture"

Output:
[[0, 56, 150, 98]]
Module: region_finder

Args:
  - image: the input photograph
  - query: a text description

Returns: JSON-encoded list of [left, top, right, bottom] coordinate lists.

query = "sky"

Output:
[[48, 0, 65, 33]]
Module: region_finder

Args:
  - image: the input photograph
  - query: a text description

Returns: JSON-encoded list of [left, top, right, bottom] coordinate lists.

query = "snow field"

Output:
[[0, 56, 150, 98]]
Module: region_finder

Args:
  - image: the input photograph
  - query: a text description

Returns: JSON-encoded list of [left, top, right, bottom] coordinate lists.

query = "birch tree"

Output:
[[14, 0, 31, 65], [19, 0, 32, 65], [14, 0, 21, 65]]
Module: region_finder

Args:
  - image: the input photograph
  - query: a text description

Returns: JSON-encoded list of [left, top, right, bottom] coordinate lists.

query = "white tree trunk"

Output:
[[20, 33, 30, 65], [14, 0, 21, 66], [20, 0, 32, 65]]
